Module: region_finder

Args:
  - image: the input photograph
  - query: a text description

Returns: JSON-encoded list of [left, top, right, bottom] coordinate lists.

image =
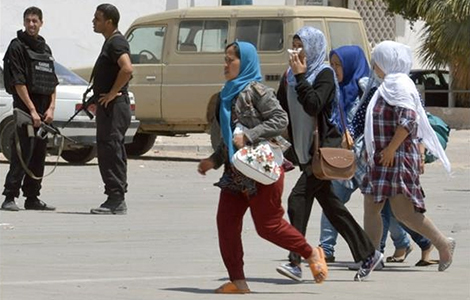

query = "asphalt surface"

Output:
[[0, 130, 469, 300]]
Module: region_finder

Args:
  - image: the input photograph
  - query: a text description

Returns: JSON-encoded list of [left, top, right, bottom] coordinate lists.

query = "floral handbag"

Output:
[[232, 140, 284, 185]]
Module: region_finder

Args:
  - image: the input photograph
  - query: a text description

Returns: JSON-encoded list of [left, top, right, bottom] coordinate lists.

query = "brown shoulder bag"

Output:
[[311, 102, 356, 180]]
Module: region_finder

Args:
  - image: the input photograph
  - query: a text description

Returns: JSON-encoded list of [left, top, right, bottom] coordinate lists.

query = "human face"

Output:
[[292, 38, 305, 61], [224, 45, 240, 81], [92, 10, 110, 33], [330, 54, 343, 83], [373, 63, 385, 79], [23, 14, 42, 37]]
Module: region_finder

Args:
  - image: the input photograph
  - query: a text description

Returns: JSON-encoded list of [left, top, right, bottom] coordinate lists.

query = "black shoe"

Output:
[[1, 197, 20, 211], [90, 201, 127, 215], [325, 255, 336, 263], [24, 198, 56, 211]]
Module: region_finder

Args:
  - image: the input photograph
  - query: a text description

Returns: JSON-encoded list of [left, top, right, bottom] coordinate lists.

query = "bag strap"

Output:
[[88, 32, 121, 88], [312, 118, 320, 156], [312, 97, 353, 156], [82, 32, 122, 101], [337, 97, 354, 150]]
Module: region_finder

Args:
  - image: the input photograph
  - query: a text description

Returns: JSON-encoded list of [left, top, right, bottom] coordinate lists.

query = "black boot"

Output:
[[24, 197, 56, 211], [90, 200, 127, 215]]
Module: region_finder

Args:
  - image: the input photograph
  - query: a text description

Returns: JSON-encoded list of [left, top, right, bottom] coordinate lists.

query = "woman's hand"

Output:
[[198, 158, 215, 175], [233, 133, 248, 149], [380, 126, 409, 168], [379, 146, 396, 167], [419, 154, 425, 174], [289, 53, 307, 75]]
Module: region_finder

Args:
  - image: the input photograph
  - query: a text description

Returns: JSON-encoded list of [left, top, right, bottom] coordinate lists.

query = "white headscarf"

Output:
[[364, 41, 451, 173]]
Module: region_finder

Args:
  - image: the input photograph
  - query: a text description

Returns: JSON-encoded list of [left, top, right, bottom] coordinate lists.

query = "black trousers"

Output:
[[3, 124, 47, 198], [287, 168, 375, 264], [96, 95, 131, 203]]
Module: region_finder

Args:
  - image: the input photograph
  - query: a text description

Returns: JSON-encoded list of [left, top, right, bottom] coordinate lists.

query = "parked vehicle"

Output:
[[73, 5, 371, 150], [409, 69, 450, 107], [0, 56, 140, 164]]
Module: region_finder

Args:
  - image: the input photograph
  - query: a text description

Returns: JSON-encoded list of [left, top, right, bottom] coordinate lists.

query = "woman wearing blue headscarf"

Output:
[[318, 45, 372, 261], [197, 41, 326, 293], [275, 27, 382, 282]]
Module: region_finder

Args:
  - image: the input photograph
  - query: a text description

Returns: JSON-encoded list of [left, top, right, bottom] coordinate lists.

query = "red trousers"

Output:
[[216, 172, 313, 281]]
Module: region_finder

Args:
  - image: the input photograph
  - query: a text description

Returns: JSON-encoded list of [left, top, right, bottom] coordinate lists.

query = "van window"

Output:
[[235, 20, 283, 51], [178, 20, 228, 52], [328, 21, 365, 52], [303, 21, 325, 33], [127, 26, 166, 64]]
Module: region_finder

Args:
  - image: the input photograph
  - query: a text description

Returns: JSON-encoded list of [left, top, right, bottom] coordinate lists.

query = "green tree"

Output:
[[382, 0, 470, 106]]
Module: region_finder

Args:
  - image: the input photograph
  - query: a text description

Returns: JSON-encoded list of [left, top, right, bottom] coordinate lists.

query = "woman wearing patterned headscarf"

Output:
[[197, 41, 325, 293], [362, 40, 455, 272], [275, 27, 382, 282]]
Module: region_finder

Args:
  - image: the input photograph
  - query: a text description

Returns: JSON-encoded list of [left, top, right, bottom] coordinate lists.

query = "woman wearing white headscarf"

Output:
[[275, 27, 382, 282], [362, 41, 455, 272]]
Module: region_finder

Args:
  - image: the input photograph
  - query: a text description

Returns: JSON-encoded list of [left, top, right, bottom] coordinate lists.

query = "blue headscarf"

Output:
[[219, 41, 262, 162], [330, 45, 370, 119], [286, 27, 329, 86]]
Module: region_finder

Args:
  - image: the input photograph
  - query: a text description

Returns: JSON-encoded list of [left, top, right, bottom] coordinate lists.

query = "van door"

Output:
[[127, 26, 166, 124], [234, 19, 285, 91], [161, 20, 228, 130], [326, 19, 371, 60]]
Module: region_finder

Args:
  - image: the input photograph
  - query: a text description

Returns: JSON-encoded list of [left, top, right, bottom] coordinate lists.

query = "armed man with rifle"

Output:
[[1, 6, 58, 211], [89, 4, 133, 215]]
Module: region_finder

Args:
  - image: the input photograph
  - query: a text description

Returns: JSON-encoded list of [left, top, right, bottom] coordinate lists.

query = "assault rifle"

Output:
[[14, 109, 75, 144], [13, 109, 75, 179], [62, 86, 96, 129]]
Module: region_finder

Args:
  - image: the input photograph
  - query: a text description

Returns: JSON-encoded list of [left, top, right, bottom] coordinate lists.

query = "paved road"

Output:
[[0, 131, 469, 300]]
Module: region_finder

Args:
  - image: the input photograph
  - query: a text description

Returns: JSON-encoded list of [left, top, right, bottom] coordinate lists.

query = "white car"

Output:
[[0, 55, 140, 164]]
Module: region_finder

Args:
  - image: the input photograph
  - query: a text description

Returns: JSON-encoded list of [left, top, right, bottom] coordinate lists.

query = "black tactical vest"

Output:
[[22, 43, 57, 95]]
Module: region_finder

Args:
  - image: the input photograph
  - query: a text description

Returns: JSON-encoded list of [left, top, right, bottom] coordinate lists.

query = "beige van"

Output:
[[76, 6, 370, 155]]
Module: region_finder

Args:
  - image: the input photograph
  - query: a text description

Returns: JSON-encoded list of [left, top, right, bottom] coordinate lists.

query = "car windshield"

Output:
[[54, 62, 88, 86]]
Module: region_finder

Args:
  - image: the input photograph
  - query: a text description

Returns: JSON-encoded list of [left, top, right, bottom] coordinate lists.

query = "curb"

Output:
[[152, 144, 213, 154]]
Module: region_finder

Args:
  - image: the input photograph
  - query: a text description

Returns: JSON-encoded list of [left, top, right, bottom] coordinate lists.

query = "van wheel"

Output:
[[0, 118, 15, 162], [60, 146, 97, 164], [125, 133, 157, 156]]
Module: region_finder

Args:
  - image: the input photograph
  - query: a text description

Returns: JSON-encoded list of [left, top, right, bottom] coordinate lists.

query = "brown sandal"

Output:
[[214, 282, 250, 294], [309, 247, 328, 284]]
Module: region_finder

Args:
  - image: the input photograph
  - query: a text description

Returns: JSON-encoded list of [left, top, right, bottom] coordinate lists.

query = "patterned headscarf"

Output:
[[219, 41, 262, 162], [286, 26, 328, 86]]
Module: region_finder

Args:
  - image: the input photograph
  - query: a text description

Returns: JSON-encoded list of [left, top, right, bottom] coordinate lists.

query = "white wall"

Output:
[[0, 0, 211, 69], [395, 17, 427, 69]]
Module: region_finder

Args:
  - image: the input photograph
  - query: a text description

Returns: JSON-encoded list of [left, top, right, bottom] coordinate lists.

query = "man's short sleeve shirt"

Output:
[[93, 32, 130, 95]]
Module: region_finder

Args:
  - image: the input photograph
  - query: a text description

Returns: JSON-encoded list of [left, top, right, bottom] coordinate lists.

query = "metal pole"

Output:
[[449, 65, 455, 107]]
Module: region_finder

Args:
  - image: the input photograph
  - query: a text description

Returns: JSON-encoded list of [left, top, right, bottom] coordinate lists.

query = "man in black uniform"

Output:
[[1, 7, 58, 211], [90, 4, 132, 215]]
